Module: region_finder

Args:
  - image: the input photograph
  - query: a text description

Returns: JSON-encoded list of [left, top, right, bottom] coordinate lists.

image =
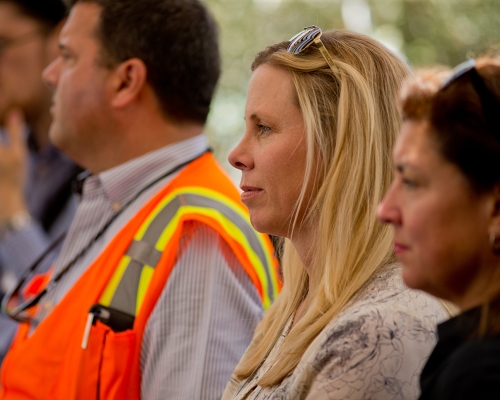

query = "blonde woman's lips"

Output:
[[240, 186, 263, 202]]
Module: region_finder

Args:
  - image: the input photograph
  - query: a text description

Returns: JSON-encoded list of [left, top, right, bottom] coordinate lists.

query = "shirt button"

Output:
[[112, 202, 122, 212]]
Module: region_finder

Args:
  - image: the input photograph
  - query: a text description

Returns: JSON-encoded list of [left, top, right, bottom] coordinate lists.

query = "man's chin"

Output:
[[48, 125, 65, 150]]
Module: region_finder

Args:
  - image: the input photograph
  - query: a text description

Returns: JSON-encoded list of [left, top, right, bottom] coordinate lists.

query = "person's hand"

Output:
[[0, 109, 29, 220]]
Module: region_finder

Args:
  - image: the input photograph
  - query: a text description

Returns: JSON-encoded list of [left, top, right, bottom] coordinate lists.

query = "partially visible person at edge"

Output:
[[223, 27, 448, 400], [0, 0, 81, 363], [0, 0, 280, 399], [377, 56, 500, 399]]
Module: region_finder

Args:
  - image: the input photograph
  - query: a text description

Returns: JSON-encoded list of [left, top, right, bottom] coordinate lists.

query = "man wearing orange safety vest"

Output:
[[0, 0, 280, 399]]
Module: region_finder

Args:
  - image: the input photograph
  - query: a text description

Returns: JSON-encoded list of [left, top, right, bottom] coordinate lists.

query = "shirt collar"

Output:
[[78, 134, 209, 207]]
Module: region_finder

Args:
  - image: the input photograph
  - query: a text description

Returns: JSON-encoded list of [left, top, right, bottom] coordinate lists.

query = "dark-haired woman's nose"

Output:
[[377, 183, 402, 226]]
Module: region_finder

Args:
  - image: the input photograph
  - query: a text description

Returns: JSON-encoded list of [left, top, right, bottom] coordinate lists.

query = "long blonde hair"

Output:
[[234, 29, 411, 386]]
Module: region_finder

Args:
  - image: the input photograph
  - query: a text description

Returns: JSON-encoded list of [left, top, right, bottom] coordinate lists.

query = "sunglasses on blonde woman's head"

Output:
[[287, 25, 340, 77]]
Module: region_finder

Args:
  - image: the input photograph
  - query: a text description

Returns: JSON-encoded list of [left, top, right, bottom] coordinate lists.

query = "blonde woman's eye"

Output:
[[257, 124, 271, 135]]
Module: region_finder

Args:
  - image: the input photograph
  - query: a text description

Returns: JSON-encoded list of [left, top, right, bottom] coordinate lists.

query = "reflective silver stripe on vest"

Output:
[[108, 258, 144, 315], [108, 193, 274, 316]]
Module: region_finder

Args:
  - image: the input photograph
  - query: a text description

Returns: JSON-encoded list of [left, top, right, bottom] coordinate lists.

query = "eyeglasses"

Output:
[[0, 30, 43, 57], [1, 233, 66, 323], [287, 25, 340, 76], [441, 58, 500, 140]]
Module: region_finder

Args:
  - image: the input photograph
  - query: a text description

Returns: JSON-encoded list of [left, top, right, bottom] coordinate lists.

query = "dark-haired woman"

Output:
[[378, 57, 500, 399]]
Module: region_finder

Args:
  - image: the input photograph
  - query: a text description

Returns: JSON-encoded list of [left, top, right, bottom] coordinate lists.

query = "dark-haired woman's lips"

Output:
[[240, 186, 263, 202]]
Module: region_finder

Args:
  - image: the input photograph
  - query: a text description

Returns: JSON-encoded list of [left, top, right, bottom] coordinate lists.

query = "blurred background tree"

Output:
[[203, 0, 500, 178]]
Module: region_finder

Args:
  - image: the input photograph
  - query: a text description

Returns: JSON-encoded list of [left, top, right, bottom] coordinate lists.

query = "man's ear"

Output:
[[109, 58, 147, 109]]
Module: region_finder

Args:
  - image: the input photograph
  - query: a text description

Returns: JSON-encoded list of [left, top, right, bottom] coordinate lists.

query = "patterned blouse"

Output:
[[222, 264, 449, 400]]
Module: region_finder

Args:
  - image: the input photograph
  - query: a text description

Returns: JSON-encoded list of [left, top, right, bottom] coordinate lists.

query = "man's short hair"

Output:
[[67, 0, 221, 125], [1, 0, 67, 29]]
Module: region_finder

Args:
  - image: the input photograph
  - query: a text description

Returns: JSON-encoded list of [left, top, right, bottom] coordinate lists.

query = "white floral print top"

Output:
[[222, 264, 448, 400]]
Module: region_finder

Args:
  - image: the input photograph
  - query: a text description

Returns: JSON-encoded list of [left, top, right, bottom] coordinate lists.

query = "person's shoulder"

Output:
[[316, 288, 442, 362], [333, 264, 447, 332], [285, 265, 448, 399], [309, 264, 446, 378]]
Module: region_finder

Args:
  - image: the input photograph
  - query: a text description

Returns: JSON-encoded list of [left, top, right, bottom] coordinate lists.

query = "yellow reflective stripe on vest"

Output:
[[99, 255, 132, 307], [136, 265, 154, 316], [99, 187, 278, 318]]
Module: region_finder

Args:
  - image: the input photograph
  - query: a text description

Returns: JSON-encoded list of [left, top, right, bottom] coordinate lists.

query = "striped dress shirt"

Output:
[[33, 134, 263, 399]]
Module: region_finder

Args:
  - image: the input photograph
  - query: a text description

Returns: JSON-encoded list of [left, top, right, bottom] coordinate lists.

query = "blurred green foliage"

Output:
[[203, 0, 500, 177]]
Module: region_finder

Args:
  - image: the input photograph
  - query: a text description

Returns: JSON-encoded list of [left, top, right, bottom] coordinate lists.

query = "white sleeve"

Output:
[[140, 223, 264, 400]]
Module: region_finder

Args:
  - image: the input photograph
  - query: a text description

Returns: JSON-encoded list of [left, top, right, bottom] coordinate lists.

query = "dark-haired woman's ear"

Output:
[[494, 184, 500, 213], [489, 184, 500, 255]]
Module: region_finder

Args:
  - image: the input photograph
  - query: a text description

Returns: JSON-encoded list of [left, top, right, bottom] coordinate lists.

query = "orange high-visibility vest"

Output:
[[0, 153, 280, 400]]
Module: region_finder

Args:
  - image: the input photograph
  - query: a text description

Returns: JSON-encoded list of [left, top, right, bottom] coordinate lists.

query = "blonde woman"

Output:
[[224, 27, 448, 399]]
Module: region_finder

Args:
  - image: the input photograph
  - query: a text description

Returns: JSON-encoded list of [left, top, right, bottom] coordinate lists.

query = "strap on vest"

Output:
[[98, 187, 279, 322]]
